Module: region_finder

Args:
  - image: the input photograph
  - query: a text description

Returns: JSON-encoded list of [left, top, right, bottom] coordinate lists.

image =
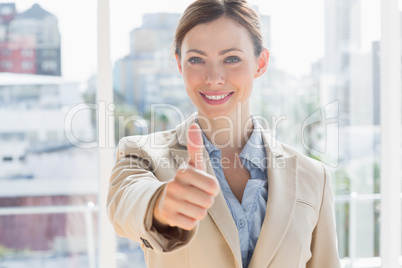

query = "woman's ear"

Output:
[[175, 54, 183, 75], [254, 48, 269, 79]]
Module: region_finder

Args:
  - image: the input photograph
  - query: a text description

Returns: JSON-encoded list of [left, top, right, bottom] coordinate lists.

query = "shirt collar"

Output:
[[238, 116, 267, 172], [195, 116, 221, 156]]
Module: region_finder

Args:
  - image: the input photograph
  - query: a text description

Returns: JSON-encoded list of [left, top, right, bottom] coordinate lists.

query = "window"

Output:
[[41, 60, 57, 71], [2, 156, 12, 162], [1, 60, 12, 69], [109, 0, 400, 267], [41, 50, 56, 58], [0, 6, 12, 16], [0, 1, 98, 267], [1, 49, 10, 56], [21, 60, 33, 70], [0, 0, 399, 267], [21, 49, 33, 57]]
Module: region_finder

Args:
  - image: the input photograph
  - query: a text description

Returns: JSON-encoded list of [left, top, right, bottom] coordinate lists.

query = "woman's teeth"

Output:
[[204, 93, 231, 100]]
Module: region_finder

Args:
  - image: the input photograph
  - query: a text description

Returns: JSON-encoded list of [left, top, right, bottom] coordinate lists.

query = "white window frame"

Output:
[[380, 0, 401, 267], [97, 0, 116, 267]]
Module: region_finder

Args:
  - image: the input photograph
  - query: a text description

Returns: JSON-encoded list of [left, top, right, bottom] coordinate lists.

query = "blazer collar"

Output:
[[169, 112, 285, 156], [248, 155, 298, 268], [168, 112, 297, 268]]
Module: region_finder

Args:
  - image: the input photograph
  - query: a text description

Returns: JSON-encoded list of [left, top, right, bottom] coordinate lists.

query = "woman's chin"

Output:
[[198, 108, 237, 120]]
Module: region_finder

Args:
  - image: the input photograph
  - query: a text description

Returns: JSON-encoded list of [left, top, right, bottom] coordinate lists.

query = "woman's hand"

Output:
[[153, 123, 220, 231]]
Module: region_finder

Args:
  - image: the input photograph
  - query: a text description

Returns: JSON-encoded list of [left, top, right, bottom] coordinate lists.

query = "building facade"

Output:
[[0, 3, 61, 76], [0, 72, 97, 251]]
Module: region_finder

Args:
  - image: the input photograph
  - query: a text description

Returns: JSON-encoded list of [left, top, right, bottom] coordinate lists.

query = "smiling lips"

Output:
[[200, 91, 234, 105]]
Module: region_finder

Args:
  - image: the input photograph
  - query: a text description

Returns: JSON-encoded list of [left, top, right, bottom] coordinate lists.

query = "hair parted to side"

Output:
[[173, 0, 264, 59]]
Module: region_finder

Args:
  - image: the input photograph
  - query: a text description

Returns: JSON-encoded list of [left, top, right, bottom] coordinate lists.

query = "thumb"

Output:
[[187, 123, 205, 171]]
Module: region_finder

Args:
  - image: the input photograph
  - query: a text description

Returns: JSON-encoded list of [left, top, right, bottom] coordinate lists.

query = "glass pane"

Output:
[[318, 0, 381, 266], [0, 1, 98, 267], [110, 0, 381, 267]]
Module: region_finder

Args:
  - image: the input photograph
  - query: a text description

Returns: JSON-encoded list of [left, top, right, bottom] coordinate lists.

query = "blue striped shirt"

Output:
[[195, 115, 268, 268]]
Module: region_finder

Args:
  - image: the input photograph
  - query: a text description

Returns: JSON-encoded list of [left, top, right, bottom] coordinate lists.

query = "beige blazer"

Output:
[[107, 112, 341, 268]]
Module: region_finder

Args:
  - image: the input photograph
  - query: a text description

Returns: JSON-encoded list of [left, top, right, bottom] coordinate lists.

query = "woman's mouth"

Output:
[[199, 92, 234, 105]]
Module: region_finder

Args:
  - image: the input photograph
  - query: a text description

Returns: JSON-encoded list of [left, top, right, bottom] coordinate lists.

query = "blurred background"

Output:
[[0, 0, 400, 267]]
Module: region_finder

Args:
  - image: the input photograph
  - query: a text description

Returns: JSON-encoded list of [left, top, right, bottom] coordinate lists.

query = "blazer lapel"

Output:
[[168, 113, 243, 268], [248, 130, 298, 268]]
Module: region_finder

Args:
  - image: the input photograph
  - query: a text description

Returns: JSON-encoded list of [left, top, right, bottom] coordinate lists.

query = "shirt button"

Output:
[[237, 219, 246, 229]]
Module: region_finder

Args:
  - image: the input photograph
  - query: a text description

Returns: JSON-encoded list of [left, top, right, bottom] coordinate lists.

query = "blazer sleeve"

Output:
[[106, 137, 198, 253], [306, 164, 341, 268]]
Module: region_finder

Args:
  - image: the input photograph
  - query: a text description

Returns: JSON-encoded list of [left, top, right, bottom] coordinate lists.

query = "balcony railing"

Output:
[[0, 203, 98, 268], [0, 195, 401, 268]]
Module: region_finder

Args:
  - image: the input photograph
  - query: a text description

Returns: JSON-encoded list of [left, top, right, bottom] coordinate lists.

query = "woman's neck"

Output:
[[197, 105, 254, 155]]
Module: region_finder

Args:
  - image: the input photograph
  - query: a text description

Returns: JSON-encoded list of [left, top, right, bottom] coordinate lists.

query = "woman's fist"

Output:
[[153, 123, 220, 231]]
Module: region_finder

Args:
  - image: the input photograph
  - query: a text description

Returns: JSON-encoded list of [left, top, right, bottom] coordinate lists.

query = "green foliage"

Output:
[[82, 92, 97, 129], [373, 161, 380, 194], [82, 89, 141, 144], [335, 203, 349, 258], [142, 109, 171, 133], [333, 161, 382, 258], [0, 245, 9, 262], [372, 161, 380, 255], [0, 245, 30, 262], [114, 103, 138, 144], [333, 167, 351, 195]]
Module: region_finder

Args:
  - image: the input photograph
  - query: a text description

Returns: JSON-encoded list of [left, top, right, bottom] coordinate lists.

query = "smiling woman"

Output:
[[107, 1, 341, 268]]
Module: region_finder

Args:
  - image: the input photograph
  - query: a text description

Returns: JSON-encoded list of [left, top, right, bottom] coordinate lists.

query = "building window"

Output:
[[0, 6, 13, 16], [1, 60, 13, 69], [42, 50, 56, 58], [2, 156, 12, 162], [21, 49, 33, 57], [21, 61, 33, 70], [0, 133, 13, 141], [41, 60, 57, 72], [1, 49, 11, 56]]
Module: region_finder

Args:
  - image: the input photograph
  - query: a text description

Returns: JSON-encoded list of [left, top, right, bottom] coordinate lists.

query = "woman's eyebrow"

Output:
[[219, 48, 243, 55], [185, 48, 243, 56], [186, 49, 206, 55]]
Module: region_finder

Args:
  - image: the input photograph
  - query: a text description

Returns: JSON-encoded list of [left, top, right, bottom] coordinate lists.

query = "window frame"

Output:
[[97, 0, 116, 267], [379, 0, 401, 267]]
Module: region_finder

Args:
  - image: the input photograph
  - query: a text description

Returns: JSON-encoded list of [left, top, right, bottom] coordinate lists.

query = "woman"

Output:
[[107, 0, 341, 267]]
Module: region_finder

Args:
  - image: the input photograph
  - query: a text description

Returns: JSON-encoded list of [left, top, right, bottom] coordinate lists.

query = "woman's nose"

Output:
[[205, 65, 225, 86]]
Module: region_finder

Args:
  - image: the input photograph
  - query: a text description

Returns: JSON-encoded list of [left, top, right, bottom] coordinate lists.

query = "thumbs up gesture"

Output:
[[153, 123, 220, 231], [187, 123, 206, 172]]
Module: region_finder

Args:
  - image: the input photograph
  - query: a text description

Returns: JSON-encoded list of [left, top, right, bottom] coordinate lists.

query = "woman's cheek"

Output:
[[183, 68, 205, 88], [226, 67, 250, 87]]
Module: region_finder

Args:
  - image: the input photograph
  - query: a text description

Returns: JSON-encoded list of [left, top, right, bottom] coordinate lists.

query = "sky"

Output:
[[1, 0, 386, 82]]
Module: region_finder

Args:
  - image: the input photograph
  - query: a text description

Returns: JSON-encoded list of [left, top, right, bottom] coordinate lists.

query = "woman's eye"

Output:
[[188, 57, 204, 64], [225, 57, 240, 63]]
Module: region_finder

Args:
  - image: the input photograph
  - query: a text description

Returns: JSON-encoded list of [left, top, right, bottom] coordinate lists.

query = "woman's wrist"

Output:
[[152, 194, 171, 232]]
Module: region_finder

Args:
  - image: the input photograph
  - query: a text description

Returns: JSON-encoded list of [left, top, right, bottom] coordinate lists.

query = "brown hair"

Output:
[[174, 0, 264, 59]]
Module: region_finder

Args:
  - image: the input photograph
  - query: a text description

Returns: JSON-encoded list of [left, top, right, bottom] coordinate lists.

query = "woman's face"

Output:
[[176, 16, 269, 119]]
